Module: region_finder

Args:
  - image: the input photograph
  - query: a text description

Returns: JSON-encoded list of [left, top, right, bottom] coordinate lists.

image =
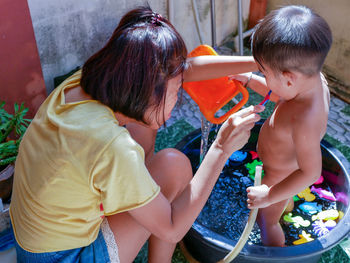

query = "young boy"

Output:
[[231, 5, 332, 246]]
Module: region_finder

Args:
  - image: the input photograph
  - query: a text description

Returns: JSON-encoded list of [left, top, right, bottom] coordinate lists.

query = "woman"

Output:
[[10, 6, 262, 263]]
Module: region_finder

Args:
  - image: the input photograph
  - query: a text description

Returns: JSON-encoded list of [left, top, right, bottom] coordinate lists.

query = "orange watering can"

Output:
[[183, 45, 249, 124]]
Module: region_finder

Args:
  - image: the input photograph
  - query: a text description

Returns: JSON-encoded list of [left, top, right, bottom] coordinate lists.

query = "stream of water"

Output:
[[199, 114, 214, 164]]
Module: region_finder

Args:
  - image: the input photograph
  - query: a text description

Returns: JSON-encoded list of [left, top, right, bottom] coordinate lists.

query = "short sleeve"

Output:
[[91, 130, 160, 215]]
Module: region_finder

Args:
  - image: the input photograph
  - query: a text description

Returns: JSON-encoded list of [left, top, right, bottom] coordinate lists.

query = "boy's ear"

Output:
[[282, 71, 297, 87]]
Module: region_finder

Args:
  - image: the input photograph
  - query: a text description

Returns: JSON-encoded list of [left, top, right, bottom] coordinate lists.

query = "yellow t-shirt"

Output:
[[10, 71, 160, 252]]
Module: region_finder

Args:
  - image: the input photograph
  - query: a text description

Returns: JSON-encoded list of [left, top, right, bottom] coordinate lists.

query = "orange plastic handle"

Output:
[[210, 79, 249, 124], [183, 45, 249, 124]]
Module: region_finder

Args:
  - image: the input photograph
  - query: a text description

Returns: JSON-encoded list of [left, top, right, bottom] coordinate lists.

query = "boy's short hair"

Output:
[[252, 5, 332, 76], [80, 6, 187, 124]]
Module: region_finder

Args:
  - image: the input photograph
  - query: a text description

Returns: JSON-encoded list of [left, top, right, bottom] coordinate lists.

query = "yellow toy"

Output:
[[293, 230, 314, 245], [311, 209, 339, 221], [297, 187, 316, 202], [337, 211, 344, 222]]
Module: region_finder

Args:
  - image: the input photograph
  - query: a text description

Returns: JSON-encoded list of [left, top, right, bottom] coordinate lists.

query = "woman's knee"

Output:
[[158, 148, 192, 178], [148, 148, 192, 200]]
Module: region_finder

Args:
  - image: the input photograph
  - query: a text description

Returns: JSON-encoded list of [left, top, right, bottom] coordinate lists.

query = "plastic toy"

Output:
[[325, 220, 337, 230], [293, 230, 314, 245], [293, 195, 300, 202], [314, 175, 324, 185], [312, 220, 337, 236], [311, 209, 339, 221], [259, 90, 272, 106], [312, 220, 329, 236], [298, 202, 322, 215], [230, 150, 248, 162], [335, 192, 349, 205], [297, 187, 316, 202], [249, 151, 259, 160], [225, 150, 248, 166], [310, 185, 336, 201], [183, 45, 249, 124], [283, 213, 311, 228], [246, 160, 264, 180]]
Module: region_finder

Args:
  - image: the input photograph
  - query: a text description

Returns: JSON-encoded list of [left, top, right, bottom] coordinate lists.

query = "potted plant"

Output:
[[0, 102, 31, 202]]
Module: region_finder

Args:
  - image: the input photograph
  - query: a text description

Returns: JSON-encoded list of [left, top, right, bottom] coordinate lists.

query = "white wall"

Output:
[[27, 0, 249, 94]]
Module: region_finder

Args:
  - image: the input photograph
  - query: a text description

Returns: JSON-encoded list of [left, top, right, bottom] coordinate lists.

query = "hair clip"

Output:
[[151, 13, 163, 25]]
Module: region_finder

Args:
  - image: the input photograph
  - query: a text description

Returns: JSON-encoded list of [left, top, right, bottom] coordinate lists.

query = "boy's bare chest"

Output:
[[258, 102, 296, 161], [262, 103, 293, 141]]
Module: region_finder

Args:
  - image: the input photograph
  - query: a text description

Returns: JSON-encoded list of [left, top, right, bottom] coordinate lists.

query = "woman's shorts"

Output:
[[14, 219, 120, 263]]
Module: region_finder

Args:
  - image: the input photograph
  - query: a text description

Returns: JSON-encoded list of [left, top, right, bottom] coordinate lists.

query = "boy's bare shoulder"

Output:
[[289, 98, 327, 136]]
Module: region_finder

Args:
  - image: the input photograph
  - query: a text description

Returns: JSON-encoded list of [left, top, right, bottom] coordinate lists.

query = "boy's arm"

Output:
[[268, 128, 322, 205], [247, 119, 322, 208], [183, 55, 258, 82]]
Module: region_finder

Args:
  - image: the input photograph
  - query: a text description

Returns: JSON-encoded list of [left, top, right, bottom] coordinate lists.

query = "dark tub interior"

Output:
[[176, 121, 350, 263]]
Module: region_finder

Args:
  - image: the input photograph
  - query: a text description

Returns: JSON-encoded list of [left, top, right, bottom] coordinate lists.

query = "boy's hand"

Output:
[[246, 184, 271, 209], [229, 73, 251, 87]]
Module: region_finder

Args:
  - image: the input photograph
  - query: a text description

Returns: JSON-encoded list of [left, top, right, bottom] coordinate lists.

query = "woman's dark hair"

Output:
[[80, 6, 187, 124], [252, 5, 332, 76]]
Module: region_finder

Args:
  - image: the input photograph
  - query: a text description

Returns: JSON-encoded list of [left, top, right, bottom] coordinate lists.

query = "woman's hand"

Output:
[[212, 105, 264, 158], [247, 184, 271, 209]]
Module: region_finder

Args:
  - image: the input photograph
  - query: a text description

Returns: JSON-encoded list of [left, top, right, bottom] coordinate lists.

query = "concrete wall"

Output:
[[27, 0, 165, 93], [267, 0, 350, 102], [0, 0, 46, 118], [170, 0, 250, 52], [27, 0, 249, 94]]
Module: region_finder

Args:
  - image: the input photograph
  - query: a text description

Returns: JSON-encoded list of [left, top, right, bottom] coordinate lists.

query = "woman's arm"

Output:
[[183, 55, 258, 82], [129, 105, 263, 243]]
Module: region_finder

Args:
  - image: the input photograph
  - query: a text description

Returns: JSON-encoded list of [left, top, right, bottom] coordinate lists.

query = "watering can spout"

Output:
[[183, 45, 249, 124]]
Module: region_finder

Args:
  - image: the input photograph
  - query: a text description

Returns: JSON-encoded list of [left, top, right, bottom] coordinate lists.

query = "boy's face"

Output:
[[257, 62, 298, 101]]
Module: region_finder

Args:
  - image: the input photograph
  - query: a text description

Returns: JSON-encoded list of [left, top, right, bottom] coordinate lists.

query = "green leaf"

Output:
[[0, 101, 31, 163], [0, 119, 15, 142], [0, 140, 18, 159], [14, 102, 19, 112], [0, 156, 16, 166]]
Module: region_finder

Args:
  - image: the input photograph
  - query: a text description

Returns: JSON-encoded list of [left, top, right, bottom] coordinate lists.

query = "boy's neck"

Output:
[[292, 73, 323, 101]]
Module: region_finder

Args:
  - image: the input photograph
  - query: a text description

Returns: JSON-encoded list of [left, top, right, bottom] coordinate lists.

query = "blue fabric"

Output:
[[0, 226, 15, 252], [15, 230, 110, 263]]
